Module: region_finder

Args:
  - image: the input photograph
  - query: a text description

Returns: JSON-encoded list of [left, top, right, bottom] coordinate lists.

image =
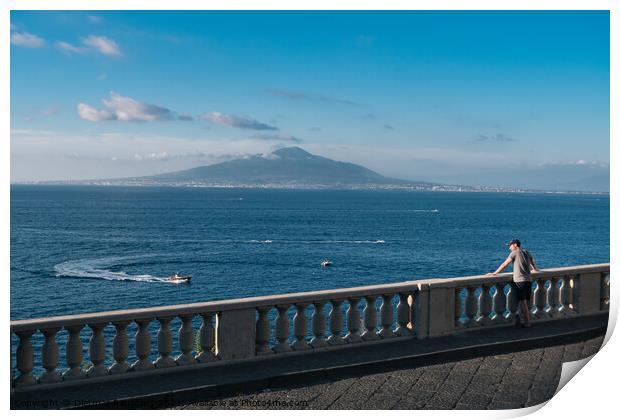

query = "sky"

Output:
[[10, 11, 610, 190]]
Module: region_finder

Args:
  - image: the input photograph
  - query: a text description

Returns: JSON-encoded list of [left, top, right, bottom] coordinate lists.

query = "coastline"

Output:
[[9, 181, 610, 195]]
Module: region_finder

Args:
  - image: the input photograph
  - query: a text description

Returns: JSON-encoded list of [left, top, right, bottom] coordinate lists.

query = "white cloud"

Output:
[[55, 41, 86, 54], [55, 35, 121, 57], [81, 35, 121, 57], [103, 92, 174, 121], [133, 152, 170, 161], [77, 103, 115, 122], [78, 92, 175, 122], [132, 151, 208, 162], [538, 160, 609, 168], [251, 134, 303, 143], [199, 112, 278, 130], [11, 31, 45, 48], [473, 133, 517, 143]]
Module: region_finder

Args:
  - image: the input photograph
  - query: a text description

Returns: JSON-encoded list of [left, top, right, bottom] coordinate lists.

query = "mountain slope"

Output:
[[143, 147, 423, 186]]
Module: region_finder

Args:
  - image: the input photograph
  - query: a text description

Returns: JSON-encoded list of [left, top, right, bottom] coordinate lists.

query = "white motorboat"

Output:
[[168, 273, 192, 283]]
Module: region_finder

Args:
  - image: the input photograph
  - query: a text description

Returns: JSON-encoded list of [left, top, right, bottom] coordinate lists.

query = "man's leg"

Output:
[[519, 300, 531, 326]]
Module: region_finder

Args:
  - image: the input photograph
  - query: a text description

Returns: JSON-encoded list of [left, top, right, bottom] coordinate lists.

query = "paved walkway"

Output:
[[177, 335, 604, 410]]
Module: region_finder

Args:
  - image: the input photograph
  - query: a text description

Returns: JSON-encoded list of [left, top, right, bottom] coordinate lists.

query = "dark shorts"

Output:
[[511, 281, 532, 301]]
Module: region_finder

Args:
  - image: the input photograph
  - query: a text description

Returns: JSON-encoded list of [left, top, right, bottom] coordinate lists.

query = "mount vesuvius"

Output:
[[134, 147, 432, 187]]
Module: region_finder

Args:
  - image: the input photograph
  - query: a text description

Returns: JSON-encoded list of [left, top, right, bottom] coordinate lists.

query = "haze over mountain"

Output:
[[25, 146, 606, 193], [139, 147, 430, 187]]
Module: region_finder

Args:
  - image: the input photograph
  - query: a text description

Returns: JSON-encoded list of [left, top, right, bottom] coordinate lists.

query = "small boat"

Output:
[[321, 260, 332, 267], [168, 273, 192, 283]]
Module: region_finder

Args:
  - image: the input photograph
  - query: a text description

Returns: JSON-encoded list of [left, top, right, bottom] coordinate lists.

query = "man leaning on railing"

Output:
[[486, 238, 540, 328]]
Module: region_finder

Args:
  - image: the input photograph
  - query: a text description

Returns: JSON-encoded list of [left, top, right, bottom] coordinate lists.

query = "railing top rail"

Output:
[[11, 263, 609, 332], [428, 263, 610, 288], [11, 279, 428, 332]]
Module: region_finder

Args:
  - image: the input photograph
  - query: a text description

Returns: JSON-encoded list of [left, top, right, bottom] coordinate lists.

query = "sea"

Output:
[[11, 185, 609, 321]]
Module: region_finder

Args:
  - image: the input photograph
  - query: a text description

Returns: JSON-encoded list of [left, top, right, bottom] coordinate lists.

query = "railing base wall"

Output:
[[10, 313, 608, 410]]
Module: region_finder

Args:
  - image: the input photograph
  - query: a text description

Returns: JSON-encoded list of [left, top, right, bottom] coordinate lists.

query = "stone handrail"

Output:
[[10, 263, 610, 390], [10, 279, 430, 332]]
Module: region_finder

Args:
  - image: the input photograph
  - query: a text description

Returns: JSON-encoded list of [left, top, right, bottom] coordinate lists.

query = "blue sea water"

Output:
[[10, 185, 609, 321]]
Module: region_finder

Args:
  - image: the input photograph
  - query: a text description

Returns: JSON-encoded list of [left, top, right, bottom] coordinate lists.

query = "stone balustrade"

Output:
[[10, 264, 609, 390]]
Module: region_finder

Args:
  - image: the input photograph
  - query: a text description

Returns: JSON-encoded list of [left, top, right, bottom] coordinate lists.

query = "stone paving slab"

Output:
[[177, 335, 604, 410]]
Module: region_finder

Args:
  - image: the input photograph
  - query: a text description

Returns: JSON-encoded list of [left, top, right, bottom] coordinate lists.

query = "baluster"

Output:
[[292, 303, 312, 350], [345, 297, 363, 342], [274, 305, 291, 352], [491, 282, 507, 323], [176, 315, 196, 365], [544, 277, 560, 317], [455, 288, 466, 328], [567, 276, 576, 314], [155, 317, 176, 368], [557, 276, 568, 316], [132, 318, 154, 371], [465, 286, 478, 327], [395, 293, 412, 336], [310, 301, 328, 348], [541, 278, 551, 315], [378, 294, 396, 338], [197, 312, 217, 362], [530, 279, 544, 319], [539, 279, 551, 317], [504, 284, 518, 321], [255, 307, 273, 354], [601, 274, 610, 310], [109, 321, 130, 374], [327, 300, 346, 345], [13, 330, 37, 387], [553, 277, 564, 313], [475, 284, 493, 325], [361, 296, 379, 340], [87, 323, 108, 377], [408, 294, 414, 330], [63, 325, 86, 380], [39, 328, 62, 384]]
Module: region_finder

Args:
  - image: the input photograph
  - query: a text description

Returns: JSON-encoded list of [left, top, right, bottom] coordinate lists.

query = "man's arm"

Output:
[[528, 253, 540, 271], [486, 256, 513, 276]]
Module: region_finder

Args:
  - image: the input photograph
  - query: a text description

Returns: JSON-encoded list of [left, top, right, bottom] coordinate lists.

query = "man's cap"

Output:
[[506, 238, 521, 247]]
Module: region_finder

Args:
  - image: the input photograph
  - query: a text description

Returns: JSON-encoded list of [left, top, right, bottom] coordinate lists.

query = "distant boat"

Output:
[[321, 260, 332, 267], [168, 273, 192, 283]]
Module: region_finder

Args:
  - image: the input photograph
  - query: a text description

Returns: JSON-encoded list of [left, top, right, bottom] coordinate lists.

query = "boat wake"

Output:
[[246, 239, 386, 244], [54, 255, 177, 283], [169, 238, 387, 245]]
